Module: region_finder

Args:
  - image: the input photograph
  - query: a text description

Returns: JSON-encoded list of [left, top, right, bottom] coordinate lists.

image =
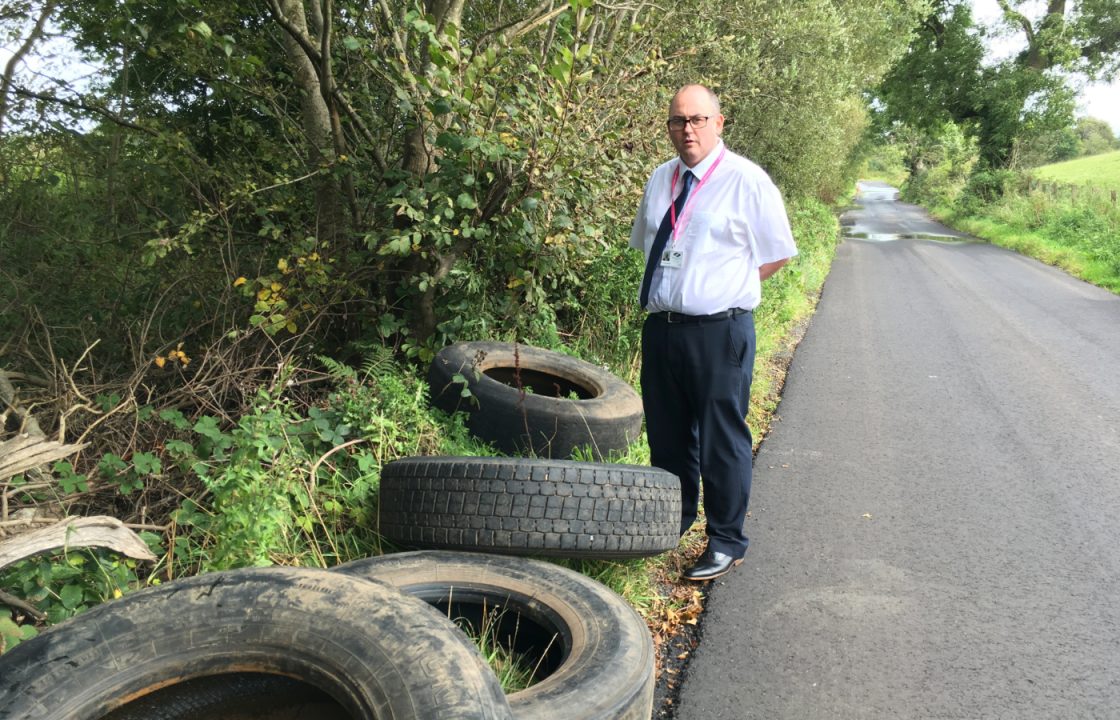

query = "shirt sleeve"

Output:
[[750, 176, 798, 265], [629, 178, 652, 252]]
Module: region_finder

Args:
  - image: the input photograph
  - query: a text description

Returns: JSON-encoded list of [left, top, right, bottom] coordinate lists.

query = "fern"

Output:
[[359, 344, 396, 382], [317, 344, 397, 384], [317, 355, 357, 382]]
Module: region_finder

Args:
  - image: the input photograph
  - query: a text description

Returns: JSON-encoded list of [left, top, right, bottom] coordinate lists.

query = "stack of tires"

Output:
[[0, 343, 680, 719], [382, 341, 681, 560], [0, 552, 658, 719]]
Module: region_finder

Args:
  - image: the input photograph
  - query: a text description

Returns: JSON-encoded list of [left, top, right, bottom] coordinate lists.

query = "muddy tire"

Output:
[[0, 567, 512, 720], [336, 551, 655, 720], [377, 456, 680, 559], [427, 341, 643, 460]]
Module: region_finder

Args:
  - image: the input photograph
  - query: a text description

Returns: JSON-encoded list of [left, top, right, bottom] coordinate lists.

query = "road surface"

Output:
[[672, 181, 1120, 718]]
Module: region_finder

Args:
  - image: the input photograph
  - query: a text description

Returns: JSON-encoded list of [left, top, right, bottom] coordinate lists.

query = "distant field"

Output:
[[1032, 150, 1120, 187]]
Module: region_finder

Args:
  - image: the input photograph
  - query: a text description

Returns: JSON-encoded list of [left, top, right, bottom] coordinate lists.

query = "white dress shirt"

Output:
[[629, 141, 798, 314]]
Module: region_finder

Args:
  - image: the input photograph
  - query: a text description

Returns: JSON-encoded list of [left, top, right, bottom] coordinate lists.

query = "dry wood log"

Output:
[[0, 434, 87, 482], [0, 515, 157, 571], [0, 367, 44, 438]]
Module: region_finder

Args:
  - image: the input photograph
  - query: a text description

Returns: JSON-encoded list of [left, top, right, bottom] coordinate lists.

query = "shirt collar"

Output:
[[678, 139, 725, 178]]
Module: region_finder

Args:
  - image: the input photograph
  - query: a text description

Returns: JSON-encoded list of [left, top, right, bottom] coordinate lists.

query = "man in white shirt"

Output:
[[630, 84, 798, 581]]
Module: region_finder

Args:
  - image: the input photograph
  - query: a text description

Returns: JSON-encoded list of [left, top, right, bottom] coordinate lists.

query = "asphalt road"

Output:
[[672, 181, 1120, 719]]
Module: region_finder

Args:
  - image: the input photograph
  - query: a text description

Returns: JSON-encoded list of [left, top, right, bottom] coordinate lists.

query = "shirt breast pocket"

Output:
[[687, 211, 730, 252], [686, 211, 713, 239]]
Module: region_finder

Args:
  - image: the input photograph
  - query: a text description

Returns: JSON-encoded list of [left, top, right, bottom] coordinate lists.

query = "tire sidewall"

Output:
[[427, 342, 643, 459], [336, 551, 655, 720], [0, 567, 512, 720]]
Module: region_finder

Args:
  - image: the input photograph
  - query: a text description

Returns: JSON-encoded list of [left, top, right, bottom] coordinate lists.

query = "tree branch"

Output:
[[0, 516, 157, 571], [996, 0, 1036, 46], [0, 0, 59, 135], [265, 0, 324, 65], [478, 0, 568, 47], [266, 0, 387, 173], [12, 85, 154, 135], [0, 588, 45, 622]]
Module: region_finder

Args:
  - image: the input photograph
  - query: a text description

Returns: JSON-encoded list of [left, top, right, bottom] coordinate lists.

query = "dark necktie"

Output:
[[639, 170, 694, 310]]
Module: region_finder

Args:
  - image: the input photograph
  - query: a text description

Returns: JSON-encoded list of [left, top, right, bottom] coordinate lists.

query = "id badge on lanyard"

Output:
[[659, 248, 684, 268], [661, 147, 726, 269]]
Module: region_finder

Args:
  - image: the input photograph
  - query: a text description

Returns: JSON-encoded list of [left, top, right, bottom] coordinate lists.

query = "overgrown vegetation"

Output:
[[936, 176, 1120, 294], [1, 0, 926, 666]]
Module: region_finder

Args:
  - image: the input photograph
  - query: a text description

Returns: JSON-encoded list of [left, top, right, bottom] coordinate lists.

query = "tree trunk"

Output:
[[275, 0, 345, 244]]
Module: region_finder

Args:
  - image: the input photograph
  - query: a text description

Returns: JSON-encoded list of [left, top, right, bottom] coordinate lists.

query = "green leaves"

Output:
[[52, 462, 88, 495], [95, 451, 161, 496], [0, 548, 141, 634], [59, 583, 85, 610], [0, 616, 38, 653], [132, 452, 161, 476]]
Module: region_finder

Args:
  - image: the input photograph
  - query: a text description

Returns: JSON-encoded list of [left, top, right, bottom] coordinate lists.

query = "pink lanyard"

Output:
[[669, 146, 726, 243]]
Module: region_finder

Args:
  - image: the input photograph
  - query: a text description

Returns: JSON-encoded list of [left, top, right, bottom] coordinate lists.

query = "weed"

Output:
[[447, 595, 557, 694]]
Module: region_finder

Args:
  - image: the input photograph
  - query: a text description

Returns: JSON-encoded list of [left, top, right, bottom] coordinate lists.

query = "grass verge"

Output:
[[930, 199, 1120, 295]]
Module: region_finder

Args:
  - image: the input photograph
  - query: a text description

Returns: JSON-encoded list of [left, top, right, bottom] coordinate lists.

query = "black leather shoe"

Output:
[[682, 549, 743, 582]]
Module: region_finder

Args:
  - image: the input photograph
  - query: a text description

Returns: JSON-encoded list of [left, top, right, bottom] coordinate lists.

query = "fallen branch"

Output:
[[0, 367, 44, 438], [0, 588, 45, 622], [0, 434, 87, 482], [0, 515, 157, 571]]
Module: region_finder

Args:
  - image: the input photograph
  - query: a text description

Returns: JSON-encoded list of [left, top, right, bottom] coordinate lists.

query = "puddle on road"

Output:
[[845, 232, 968, 243]]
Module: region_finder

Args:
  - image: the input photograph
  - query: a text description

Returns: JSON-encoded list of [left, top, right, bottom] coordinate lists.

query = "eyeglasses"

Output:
[[667, 115, 711, 131]]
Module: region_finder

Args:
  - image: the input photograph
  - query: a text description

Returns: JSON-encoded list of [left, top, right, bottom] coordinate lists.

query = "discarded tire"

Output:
[[102, 674, 343, 720], [427, 341, 643, 460], [378, 456, 681, 559], [336, 551, 655, 720], [0, 567, 512, 720]]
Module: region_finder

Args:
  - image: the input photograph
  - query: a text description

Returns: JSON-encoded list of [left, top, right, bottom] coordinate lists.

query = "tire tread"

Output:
[[379, 457, 680, 559]]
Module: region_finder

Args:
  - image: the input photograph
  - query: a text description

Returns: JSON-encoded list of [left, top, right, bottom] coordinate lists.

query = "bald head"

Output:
[[670, 84, 720, 115]]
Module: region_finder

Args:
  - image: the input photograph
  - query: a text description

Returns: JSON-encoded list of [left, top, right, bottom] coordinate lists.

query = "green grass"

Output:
[[932, 164, 1120, 294], [456, 603, 552, 693], [1032, 150, 1120, 188]]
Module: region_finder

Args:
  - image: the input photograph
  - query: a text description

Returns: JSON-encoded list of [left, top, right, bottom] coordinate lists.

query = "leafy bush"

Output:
[[899, 122, 980, 208], [958, 169, 1020, 213]]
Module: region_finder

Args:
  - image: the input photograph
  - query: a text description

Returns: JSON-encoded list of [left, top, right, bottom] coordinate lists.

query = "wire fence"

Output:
[[1024, 175, 1119, 210]]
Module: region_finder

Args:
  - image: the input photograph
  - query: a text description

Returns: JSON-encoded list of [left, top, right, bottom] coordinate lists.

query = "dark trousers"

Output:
[[640, 311, 755, 558]]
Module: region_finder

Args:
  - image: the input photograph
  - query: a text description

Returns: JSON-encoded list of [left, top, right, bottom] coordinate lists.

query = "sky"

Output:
[[972, 0, 1120, 134]]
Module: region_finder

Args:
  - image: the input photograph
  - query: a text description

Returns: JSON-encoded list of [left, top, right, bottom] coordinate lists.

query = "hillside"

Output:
[[1032, 150, 1120, 187]]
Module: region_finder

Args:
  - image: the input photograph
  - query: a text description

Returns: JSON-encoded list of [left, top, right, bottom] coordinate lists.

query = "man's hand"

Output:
[[759, 258, 790, 281]]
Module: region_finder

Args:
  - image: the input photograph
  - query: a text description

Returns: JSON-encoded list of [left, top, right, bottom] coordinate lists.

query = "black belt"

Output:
[[650, 308, 752, 324]]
